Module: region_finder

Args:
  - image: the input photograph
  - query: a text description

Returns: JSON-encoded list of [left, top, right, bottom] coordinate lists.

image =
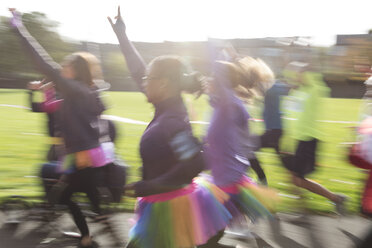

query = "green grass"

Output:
[[0, 89, 366, 214]]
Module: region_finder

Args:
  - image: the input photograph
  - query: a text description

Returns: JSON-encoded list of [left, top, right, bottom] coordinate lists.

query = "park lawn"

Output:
[[0, 89, 366, 214]]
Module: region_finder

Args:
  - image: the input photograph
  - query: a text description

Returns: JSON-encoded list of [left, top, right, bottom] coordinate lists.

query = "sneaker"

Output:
[[260, 178, 268, 186]]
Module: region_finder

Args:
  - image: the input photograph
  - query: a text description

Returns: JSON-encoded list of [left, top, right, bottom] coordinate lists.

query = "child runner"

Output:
[[11, 9, 109, 248], [204, 43, 277, 244], [27, 80, 64, 198], [27, 80, 63, 161], [108, 7, 231, 248], [248, 78, 292, 185], [212, 44, 279, 186], [283, 61, 347, 213]]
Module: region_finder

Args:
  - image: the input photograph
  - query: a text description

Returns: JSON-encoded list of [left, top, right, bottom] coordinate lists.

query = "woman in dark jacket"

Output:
[[11, 9, 107, 247], [108, 7, 231, 248]]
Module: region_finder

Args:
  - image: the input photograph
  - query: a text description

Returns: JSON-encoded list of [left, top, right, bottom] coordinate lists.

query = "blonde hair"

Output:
[[216, 57, 274, 100]]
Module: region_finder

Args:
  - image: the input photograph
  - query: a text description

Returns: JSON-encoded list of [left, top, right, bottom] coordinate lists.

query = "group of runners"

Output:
[[8, 6, 367, 248]]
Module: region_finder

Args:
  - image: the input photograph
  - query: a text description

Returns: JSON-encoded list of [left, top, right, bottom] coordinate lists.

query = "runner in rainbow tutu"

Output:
[[203, 42, 278, 236], [108, 7, 231, 248]]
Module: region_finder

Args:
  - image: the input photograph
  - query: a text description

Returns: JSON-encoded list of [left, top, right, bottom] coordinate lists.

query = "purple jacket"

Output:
[[205, 59, 251, 187], [113, 24, 204, 196]]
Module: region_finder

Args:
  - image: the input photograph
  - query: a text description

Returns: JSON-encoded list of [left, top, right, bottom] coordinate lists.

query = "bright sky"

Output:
[[1, 0, 372, 46]]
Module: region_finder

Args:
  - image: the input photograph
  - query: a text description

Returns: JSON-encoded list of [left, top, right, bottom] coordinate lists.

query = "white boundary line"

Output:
[[101, 115, 148, 126], [0, 104, 31, 110], [1, 104, 360, 125]]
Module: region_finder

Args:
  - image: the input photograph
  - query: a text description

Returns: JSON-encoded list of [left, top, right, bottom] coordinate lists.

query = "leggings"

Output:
[[249, 129, 283, 184], [60, 167, 102, 237], [249, 158, 267, 183], [40, 161, 62, 199]]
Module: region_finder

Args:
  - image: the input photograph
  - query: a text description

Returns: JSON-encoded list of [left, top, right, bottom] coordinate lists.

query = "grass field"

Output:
[[0, 89, 366, 214]]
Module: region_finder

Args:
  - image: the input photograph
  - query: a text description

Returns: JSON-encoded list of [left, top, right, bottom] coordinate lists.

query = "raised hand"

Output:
[[8, 8, 23, 28], [224, 42, 239, 61], [107, 6, 126, 34]]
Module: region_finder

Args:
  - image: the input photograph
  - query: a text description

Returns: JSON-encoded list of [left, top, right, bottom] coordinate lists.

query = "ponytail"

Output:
[[180, 71, 205, 96], [235, 56, 275, 98], [150, 55, 206, 97]]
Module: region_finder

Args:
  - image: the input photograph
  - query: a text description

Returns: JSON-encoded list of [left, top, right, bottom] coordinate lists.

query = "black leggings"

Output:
[[249, 158, 267, 183], [60, 167, 102, 237], [40, 162, 62, 200], [249, 129, 283, 184]]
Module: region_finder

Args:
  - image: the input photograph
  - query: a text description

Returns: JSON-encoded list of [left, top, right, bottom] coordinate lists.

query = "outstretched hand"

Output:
[[107, 6, 126, 34], [27, 80, 43, 90], [8, 8, 23, 28]]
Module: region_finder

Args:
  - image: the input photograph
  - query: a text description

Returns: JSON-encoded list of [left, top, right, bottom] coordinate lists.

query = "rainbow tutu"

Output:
[[129, 178, 231, 248], [220, 176, 278, 224], [59, 144, 114, 173]]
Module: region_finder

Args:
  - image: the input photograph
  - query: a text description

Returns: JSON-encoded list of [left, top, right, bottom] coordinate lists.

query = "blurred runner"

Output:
[[282, 61, 347, 214]]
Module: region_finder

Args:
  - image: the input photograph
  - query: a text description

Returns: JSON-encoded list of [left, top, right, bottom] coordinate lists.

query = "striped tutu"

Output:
[[220, 175, 278, 225], [128, 178, 231, 248]]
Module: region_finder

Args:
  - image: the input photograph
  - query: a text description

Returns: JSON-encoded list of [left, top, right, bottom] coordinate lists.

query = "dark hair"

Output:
[[149, 56, 204, 95], [181, 71, 205, 94], [63, 52, 102, 87]]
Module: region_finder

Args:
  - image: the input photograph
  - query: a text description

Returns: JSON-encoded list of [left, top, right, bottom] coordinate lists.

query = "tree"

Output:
[[0, 12, 74, 79]]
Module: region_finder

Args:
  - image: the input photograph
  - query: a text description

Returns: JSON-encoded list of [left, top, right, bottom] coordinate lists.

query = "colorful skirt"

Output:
[[220, 175, 278, 225], [59, 143, 115, 173], [129, 178, 231, 248]]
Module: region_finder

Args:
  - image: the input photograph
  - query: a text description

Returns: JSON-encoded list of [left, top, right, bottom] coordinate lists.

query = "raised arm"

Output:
[[108, 7, 146, 92], [9, 10, 62, 84], [207, 41, 236, 110], [9, 9, 88, 97]]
